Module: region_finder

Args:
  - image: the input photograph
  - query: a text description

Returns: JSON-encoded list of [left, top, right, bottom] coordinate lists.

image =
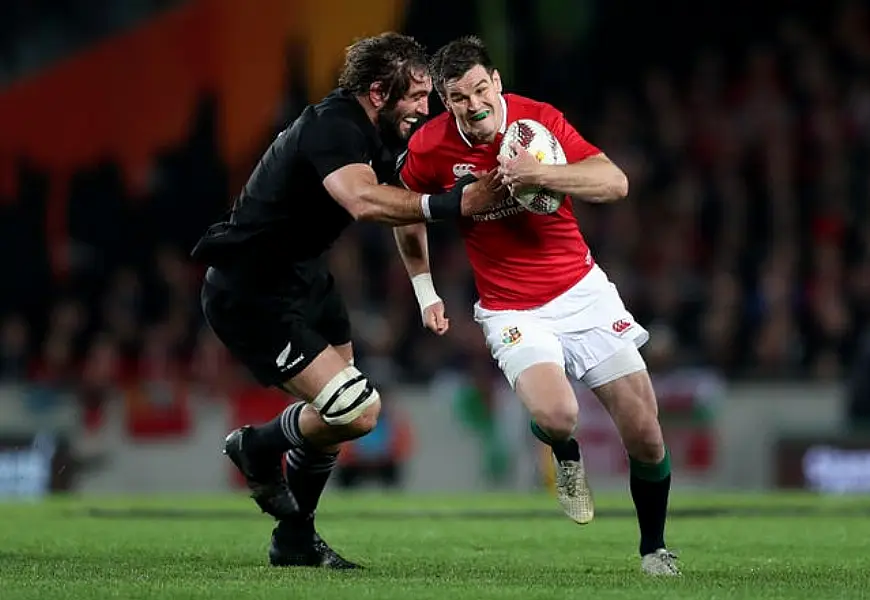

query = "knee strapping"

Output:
[[312, 366, 379, 425]]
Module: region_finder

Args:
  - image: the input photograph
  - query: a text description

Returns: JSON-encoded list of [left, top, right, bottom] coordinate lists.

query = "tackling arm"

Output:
[[323, 164, 492, 225], [309, 116, 490, 224], [324, 164, 426, 225]]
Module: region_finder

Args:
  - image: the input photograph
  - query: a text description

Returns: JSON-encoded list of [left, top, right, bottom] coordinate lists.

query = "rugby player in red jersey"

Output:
[[395, 36, 678, 575]]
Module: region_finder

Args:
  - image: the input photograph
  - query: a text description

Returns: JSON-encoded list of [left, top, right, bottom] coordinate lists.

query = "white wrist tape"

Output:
[[411, 273, 441, 311], [420, 194, 433, 221]]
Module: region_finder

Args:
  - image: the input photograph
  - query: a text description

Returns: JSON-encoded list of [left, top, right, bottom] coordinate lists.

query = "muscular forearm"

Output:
[[327, 164, 489, 224], [357, 178, 485, 224], [357, 184, 427, 225], [535, 156, 628, 203]]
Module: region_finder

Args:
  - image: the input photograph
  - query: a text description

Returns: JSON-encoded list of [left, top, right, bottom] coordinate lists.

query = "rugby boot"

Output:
[[268, 520, 361, 569], [641, 548, 680, 576], [553, 450, 595, 524], [223, 426, 299, 519]]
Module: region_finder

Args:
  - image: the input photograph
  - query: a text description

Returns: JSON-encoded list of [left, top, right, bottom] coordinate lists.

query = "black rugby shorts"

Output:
[[200, 262, 351, 387]]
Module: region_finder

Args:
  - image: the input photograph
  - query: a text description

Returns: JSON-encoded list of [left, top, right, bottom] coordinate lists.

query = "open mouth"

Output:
[[469, 110, 490, 122], [403, 117, 419, 125]]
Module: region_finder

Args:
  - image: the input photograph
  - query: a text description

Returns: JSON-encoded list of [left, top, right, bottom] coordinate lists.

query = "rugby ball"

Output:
[[499, 119, 566, 215]]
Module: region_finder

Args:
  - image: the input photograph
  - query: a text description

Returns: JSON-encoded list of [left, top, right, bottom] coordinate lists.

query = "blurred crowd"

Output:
[[1, 2, 869, 410], [575, 6, 870, 382]]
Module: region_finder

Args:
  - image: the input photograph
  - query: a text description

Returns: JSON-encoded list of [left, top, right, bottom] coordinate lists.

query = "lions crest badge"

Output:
[[501, 326, 522, 345]]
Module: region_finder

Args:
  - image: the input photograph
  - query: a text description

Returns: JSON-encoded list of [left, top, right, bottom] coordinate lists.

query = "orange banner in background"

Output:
[[298, 0, 408, 101], [0, 0, 406, 189], [0, 0, 405, 278], [0, 0, 297, 187]]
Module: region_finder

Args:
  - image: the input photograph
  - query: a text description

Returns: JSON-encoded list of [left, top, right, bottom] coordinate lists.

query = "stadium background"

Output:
[[0, 0, 868, 498]]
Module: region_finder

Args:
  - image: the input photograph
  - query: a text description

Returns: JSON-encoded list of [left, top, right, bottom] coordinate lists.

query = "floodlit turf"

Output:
[[1, 491, 868, 599]]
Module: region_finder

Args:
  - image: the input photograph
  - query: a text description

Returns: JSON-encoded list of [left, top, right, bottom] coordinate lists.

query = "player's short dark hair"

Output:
[[430, 36, 495, 96], [338, 32, 428, 104]]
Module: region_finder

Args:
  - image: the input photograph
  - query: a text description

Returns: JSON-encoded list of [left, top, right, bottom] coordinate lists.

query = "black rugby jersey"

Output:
[[191, 88, 406, 280]]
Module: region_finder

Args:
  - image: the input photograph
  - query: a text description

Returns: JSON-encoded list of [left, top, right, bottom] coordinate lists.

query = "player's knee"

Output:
[[344, 397, 381, 438], [622, 414, 665, 463], [311, 366, 380, 432], [531, 400, 578, 441]]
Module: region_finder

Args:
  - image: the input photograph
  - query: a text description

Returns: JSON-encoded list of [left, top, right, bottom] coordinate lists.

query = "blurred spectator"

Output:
[[190, 327, 240, 399], [80, 333, 122, 431], [0, 314, 30, 382]]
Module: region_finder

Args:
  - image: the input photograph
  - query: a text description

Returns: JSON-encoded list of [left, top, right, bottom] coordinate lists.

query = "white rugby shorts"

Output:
[[473, 265, 650, 388]]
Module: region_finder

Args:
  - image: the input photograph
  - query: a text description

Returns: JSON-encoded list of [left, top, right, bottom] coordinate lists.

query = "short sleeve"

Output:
[[302, 116, 370, 180], [399, 144, 443, 194], [542, 107, 601, 163]]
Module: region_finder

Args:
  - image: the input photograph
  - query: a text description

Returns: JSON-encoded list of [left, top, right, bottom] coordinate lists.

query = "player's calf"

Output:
[[591, 365, 673, 558], [515, 363, 592, 523], [226, 357, 381, 521]]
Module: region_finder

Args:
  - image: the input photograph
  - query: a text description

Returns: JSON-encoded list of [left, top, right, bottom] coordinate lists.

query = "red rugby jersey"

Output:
[[401, 93, 601, 310]]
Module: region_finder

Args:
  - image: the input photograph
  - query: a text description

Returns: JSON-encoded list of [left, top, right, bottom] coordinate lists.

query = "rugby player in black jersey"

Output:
[[191, 32, 501, 568]]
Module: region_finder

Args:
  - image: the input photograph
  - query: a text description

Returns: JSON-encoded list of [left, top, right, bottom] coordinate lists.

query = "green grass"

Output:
[[0, 491, 868, 599]]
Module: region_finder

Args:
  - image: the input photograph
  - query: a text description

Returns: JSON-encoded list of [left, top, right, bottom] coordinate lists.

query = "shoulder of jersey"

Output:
[[408, 112, 453, 155], [311, 92, 363, 125], [504, 93, 562, 123]]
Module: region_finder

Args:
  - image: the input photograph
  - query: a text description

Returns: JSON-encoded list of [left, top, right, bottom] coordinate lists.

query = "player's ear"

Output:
[[369, 82, 387, 109], [491, 69, 503, 94]]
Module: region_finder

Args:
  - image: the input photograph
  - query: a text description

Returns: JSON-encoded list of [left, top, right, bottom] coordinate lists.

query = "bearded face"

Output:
[[377, 70, 432, 140]]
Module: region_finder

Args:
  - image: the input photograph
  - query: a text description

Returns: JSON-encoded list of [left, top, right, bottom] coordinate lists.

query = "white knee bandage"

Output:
[[312, 366, 379, 425]]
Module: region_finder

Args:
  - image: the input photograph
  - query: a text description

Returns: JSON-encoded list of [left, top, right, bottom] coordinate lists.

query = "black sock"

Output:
[[530, 420, 580, 462], [274, 445, 338, 543], [285, 444, 338, 517], [247, 402, 306, 456], [269, 443, 340, 547], [629, 447, 671, 556]]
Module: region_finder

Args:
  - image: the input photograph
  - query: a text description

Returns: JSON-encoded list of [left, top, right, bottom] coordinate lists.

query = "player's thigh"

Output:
[[314, 273, 354, 364], [558, 270, 649, 382], [588, 348, 663, 458], [202, 279, 378, 427], [333, 342, 353, 365], [474, 306, 566, 388], [201, 280, 319, 386], [514, 363, 578, 431]]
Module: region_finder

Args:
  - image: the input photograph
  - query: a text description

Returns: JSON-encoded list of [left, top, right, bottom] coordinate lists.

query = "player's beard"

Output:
[[378, 103, 423, 142]]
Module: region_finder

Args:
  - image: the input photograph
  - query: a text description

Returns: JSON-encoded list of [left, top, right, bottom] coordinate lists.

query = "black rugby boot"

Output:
[[223, 426, 299, 519], [268, 519, 361, 569]]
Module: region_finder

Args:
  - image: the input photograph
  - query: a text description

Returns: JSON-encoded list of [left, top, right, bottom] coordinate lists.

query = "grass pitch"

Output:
[[1, 491, 868, 599]]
